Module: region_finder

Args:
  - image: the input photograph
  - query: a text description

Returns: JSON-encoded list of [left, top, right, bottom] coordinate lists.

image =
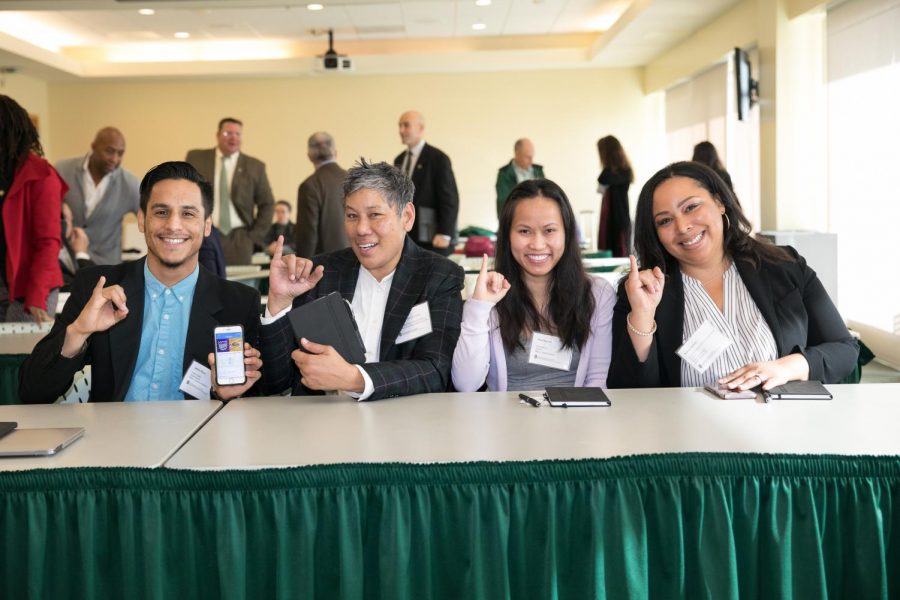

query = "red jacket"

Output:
[[3, 153, 66, 311]]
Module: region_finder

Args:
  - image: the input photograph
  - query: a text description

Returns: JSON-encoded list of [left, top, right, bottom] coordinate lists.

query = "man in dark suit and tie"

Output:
[[20, 161, 262, 403], [186, 117, 274, 265], [259, 160, 464, 401], [393, 110, 459, 257]]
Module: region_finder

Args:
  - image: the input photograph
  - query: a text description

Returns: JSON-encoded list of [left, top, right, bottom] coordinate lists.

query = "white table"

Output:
[[165, 383, 900, 470], [0, 400, 222, 471]]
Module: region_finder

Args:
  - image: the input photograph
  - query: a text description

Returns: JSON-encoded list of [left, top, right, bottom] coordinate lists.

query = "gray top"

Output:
[[505, 334, 580, 391]]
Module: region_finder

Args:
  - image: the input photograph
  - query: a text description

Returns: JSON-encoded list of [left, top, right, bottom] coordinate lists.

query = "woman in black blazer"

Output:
[[607, 162, 857, 390]]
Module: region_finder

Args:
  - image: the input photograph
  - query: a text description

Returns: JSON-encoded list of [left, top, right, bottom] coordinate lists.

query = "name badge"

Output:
[[396, 301, 433, 345], [528, 332, 574, 371], [179, 360, 211, 400], [676, 320, 732, 373]]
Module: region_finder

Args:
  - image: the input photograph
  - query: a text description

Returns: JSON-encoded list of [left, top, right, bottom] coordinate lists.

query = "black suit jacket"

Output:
[[607, 246, 858, 388], [260, 237, 464, 400], [393, 144, 459, 243], [19, 259, 261, 403]]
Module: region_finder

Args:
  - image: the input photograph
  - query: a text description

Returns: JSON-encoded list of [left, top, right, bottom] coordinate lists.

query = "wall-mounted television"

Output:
[[734, 47, 759, 121]]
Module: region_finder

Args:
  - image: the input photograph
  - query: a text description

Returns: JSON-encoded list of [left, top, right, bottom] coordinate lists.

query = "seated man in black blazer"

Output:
[[20, 161, 262, 403], [260, 159, 464, 400]]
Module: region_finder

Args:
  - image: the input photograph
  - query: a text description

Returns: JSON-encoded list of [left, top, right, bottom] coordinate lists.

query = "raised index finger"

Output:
[[628, 255, 639, 281], [272, 235, 284, 263], [479, 254, 489, 277]]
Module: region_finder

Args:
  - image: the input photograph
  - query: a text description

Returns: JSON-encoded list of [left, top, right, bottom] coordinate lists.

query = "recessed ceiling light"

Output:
[[307, 3, 324, 9], [475, 0, 492, 6], [138, 8, 155, 16], [472, 23, 487, 30], [174, 32, 190, 39]]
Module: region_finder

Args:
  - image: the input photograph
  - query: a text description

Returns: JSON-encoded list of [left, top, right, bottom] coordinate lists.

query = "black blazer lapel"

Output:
[[182, 269, 224, 398], [108, 259, 146, 401], [379, 239, 425, 359], [656, 270, 684, 386], [735, 259, 781, 354]]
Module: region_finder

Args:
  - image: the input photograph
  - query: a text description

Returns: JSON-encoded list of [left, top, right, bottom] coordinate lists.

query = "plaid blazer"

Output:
[[260, 237, 464, 400]]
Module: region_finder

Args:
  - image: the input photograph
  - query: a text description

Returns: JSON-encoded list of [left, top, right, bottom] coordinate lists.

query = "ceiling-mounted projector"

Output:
[[316, 29, 353, 72]]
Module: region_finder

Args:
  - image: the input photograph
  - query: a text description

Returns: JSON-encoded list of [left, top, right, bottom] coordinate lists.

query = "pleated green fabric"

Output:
[[1, 453, 899, 599], [0, 354, 25, 404]]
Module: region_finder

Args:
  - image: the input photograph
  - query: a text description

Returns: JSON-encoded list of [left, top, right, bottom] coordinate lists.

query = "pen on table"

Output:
[[518, 393, 541, 408]]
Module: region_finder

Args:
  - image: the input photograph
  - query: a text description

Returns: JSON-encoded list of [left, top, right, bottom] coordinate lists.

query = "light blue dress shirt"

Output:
[[124, 263, 199, 401]]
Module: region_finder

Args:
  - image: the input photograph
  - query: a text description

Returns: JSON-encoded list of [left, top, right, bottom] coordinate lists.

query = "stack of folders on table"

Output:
[[763, 380, 833, 401]]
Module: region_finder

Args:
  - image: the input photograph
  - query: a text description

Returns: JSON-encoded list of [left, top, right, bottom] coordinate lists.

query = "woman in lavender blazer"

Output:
[[452, 179, 616, 392]]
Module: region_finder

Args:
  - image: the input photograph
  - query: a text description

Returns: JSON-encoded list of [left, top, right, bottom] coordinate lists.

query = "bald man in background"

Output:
[[495, 138, 544, 218], [393, 110, 459, 256], [55, 127, 140, 265]]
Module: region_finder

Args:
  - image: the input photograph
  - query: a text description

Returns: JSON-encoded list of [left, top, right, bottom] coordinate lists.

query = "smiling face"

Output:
[[344, 188, 414, 281], [651, 176, 726, 271], [138, 178, 212, 286], [509, 196, 566, 285]]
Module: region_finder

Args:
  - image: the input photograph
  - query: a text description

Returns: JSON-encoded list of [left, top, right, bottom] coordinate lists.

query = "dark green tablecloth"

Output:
[[1, 453, 898, 599], [0, 354, 25, 404]]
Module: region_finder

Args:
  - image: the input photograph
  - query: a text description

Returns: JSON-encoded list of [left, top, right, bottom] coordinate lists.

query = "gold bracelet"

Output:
[[626, 313, 657, 336]]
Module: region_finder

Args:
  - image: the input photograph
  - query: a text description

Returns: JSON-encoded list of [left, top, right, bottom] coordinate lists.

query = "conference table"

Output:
[[2, 385, 899, 599]]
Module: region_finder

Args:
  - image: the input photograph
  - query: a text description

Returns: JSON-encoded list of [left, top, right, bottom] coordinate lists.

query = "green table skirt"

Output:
[[2, 453, 898, 599], [0, 354, 25, 404]]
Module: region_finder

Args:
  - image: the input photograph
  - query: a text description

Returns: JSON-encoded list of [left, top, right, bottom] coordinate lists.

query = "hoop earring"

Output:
[[723, 213, 731, 230]]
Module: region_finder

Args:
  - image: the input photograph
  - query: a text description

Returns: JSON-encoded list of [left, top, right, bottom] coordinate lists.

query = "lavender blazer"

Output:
[[451, 277, 616, 392]]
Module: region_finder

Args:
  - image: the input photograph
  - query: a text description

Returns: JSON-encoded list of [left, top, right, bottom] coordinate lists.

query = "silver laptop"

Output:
[[0, 427, 85, 457]]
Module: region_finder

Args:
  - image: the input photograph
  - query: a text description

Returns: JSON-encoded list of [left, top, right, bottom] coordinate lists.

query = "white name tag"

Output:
[[676, 320, 732, 374], [528, 332, 574, 371], [395, 301, 433, 345], [179, 360, 211, 400]]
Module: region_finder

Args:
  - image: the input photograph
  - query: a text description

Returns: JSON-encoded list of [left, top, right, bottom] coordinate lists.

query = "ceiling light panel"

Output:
[[454, 0, 506, 37], [347, 2, 405, 38], [402, 1, 455, 37]]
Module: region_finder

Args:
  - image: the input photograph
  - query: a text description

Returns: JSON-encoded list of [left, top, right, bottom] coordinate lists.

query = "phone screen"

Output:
[[214, 326, 246, 386]]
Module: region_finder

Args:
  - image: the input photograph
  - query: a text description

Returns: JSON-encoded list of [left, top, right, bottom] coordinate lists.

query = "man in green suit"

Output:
[[495, 138, 544, 218]]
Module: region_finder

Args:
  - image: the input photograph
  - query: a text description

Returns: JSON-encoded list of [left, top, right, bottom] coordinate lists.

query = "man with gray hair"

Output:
[[295, 131, 349, 258], [259, 159, 464, 401]]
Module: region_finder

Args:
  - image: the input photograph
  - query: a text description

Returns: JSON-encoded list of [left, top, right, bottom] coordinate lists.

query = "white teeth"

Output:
[[526, 254, 550, 262], [162, 238, 187, 245], [359, 243, 376, 249], [681, 232, 703, 247]]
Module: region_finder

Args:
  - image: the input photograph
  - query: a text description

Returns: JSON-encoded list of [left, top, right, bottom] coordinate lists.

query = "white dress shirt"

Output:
[[81, 155, 113, 219]]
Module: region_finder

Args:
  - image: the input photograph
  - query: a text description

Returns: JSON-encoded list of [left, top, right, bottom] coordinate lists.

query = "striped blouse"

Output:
[[680, 263, 778, 387]]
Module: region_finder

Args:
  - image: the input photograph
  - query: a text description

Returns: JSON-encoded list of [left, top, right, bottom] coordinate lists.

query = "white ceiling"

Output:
[[0, 0, 742, 80]]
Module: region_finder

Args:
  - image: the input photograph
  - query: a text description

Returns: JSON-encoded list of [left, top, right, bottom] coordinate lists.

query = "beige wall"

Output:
[[47, 68, 663, 232], [3, 72, 52, 155]]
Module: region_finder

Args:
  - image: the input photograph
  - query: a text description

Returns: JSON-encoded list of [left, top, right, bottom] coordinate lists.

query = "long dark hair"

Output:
[[0, 95, 43, 186], [633, 161, 790, 273], [597, 135, 634, 182], [494, 179, 595, 353], [691, 141, 725, 171]]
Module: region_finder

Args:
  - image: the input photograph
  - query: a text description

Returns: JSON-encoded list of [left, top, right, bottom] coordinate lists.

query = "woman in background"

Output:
[[0, 95, 66, 322], [452, 179, 616, 392], [596, 135, 634, 257], [607, 161, 857, 390], [692, 141, 733, 191]]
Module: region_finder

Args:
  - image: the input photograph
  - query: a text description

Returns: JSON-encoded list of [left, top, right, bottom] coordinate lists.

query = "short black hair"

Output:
[[275, 199, 292, 210], [139, 161, 213, 217], [218, 117, 242, 131]]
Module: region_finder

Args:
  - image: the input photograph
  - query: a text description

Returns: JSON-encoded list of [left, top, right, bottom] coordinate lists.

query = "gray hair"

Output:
[[343, 159, 414, 214], [307, 131, 336, 162]]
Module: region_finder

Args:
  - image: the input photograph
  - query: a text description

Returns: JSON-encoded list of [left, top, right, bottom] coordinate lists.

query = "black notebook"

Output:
[[764, 380, 832, 400], [287, 292, 367, 365], [0, 422, 16, 440], [543, 387, 612, 408]]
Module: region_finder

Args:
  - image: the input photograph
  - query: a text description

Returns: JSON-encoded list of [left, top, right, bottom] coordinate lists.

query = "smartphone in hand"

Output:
[[214, 325, 246, 386]]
